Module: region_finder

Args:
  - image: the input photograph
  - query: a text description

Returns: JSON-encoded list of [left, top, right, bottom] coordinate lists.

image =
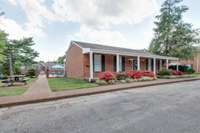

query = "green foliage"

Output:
[[116, 73, 128, 80], [0, 33, 39, 75], [0, 31, 7, 62], [57, 55, 65, 64], [26, 69, 36, 78], [48, 78, 98, 91], [158, 69, 171, 76], [149, 0, 200, 59]]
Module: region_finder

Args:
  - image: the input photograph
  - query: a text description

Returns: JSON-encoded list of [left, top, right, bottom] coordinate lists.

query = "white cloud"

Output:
[[0, 16, 46, 39], [5, 0, 159, 61], [5, 0, 158, 39], [74, 25, 131, 48], [7, 0, 17, 6], [52, 0, 158, 29]]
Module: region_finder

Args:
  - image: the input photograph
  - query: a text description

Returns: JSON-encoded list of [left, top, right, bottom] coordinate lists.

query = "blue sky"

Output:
[[0, 0, 199, 61]]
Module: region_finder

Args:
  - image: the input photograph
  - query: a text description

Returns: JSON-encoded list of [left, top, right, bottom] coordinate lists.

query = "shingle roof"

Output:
[[73, 41, 146, 54], [71, 41, 178, 60]]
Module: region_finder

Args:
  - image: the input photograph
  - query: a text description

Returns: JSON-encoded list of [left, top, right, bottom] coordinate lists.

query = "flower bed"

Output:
[[96, 71, 156, 85], [157, 69, 197, 79]]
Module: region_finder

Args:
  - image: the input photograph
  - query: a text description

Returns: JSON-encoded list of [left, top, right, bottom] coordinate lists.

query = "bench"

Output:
[[1, 77, 28, 86]]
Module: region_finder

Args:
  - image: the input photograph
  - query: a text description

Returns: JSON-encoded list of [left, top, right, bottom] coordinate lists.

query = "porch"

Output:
[[83, 52, 178, 81]]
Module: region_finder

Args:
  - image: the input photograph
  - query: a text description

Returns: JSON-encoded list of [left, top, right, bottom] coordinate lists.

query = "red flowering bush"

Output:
[[171, 70, 184, 75], [98, 71, 115, 81], [127, 70, 155, 79], [143, 71, 155, 78], [127, 71, 143, 79]]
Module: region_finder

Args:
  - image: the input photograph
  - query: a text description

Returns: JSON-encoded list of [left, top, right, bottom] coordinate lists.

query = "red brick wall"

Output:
[[125, 56, 133, 71], [140, 57, 147, 71], [180, 53, 200, 72], [66, 44, 84, 79]]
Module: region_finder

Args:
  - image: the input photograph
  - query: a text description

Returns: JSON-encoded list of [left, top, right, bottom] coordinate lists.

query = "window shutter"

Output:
[[122, 56, 125, 71], [102, 55, 105, 72], [113, 56, 116, 72]]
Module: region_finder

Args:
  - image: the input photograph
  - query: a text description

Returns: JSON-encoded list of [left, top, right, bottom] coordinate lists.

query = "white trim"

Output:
[[166, 59, 169, 69], [153, 58, 156, 74], [89, 51, 93, 81], [89, 49, 179, 61], [116, 54, 120, 72], [71, 41, 83, 49], [82, 48, 90, 53], [148, 58, 151, 71], [137, 56, 140, 71]]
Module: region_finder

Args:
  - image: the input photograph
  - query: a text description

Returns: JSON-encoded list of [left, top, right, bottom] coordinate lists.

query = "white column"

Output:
[[116, 54, 120, 72], [148, 58, 151, 71], [166, 59, 169, 69], [89, 51, 93, 81], [160, 59, 162, 71], [153, 58, 156, 74], [197, 57, 199, 72], [176, 63, 179, 71], [137, 56, 140, 71]]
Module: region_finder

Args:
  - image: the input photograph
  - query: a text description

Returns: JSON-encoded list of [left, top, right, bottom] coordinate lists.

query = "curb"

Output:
[[0, 78, 200, 108]]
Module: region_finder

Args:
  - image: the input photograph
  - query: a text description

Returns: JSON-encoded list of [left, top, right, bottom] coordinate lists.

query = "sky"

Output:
[[0, 0, 200, 62]]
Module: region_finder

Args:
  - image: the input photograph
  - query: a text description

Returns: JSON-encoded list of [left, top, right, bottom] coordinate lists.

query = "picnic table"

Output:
[[1, 75, 28, 86]]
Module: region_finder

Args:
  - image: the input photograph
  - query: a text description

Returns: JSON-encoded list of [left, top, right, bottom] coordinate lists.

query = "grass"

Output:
[[190, 73, 200, 77], [0, 78, 36, 97], [48, 78, 98, 91], [157, 73, 200, 79]]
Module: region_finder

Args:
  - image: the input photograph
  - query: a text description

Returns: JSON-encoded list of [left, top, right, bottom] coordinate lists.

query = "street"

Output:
[[1, 80, 200, 133]]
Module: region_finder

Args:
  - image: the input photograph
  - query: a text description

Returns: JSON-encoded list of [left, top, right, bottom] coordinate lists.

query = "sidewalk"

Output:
[[0, 77, 200, 108], [23, 75, 51, 97]]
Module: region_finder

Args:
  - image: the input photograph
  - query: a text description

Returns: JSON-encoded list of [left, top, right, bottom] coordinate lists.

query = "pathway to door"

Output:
[[23, 74, 51, 97]]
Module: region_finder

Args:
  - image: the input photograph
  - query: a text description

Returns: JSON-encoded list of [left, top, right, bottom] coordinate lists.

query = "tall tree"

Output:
[[2, 37, 39, 75], [149, 0, 199, 59], [0, 31, 7, 62]]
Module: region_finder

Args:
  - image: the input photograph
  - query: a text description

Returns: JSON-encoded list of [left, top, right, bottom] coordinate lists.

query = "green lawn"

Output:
[[48, 78, 98, 91], [191, 73, 200, 77], [0, 78, 36, 97]]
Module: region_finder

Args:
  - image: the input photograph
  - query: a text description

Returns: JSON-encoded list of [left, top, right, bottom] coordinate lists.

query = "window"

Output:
[[119, 56, 125, 72], [132, 58, 138, 70], [94, 54, 102, 72]]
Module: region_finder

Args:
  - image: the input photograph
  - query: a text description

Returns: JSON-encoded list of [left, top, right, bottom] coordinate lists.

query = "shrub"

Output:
[[116, 72, 128, 80], [138, 76, 154, 81], [171, 70, 184, 75], [127, 71, 143, 79], [143, 71, 155, 78], [185, 69, 195, 74], [158, 69, 171, 76], [96, 79, 108, 85], [98, 71, 115, 81], [127, 70, 155, 79], [125, 78, 134, 83], [26, 69, 36, 78]]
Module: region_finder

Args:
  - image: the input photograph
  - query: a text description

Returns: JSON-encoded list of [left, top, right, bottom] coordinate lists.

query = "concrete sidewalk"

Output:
[[23, 75, 51, 97], [0, 77, 200, 108]]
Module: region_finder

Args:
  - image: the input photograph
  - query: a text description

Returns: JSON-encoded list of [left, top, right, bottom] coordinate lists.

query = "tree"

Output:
[[1, 37, 39, 75], [149, 0, 199, 59], [0, 31, 7, 62], [57, 55, 65, 64]]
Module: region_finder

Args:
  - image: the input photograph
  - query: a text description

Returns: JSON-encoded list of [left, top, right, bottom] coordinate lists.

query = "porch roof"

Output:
[[72, 41, 179, 61]]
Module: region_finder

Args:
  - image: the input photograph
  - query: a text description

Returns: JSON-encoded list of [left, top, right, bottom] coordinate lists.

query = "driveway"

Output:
[[1, 80, 200, 133]]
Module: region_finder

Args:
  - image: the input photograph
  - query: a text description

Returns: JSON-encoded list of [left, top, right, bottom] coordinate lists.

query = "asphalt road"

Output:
[[1, 80, 200, 133]]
